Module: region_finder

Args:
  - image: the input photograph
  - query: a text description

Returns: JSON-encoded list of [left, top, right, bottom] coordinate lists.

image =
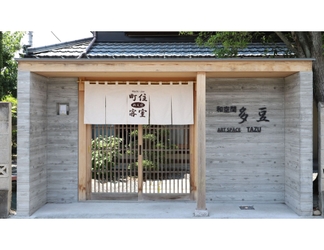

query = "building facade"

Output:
[[16, 32, 313, 216]]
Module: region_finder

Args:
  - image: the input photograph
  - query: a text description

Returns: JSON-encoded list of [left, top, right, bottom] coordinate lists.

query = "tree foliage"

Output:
[[183, 32, 324, 103], [0, 31, 25, 99], [195, 32, 253, 57]]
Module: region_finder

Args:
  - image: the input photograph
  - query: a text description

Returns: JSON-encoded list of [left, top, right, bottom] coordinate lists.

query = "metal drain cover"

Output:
[[239, 206, 255, 210]]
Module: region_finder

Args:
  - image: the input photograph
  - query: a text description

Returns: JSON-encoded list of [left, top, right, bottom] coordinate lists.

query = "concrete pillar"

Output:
[[0, 102, 12, 218], [284, 72, 313, 216], [318, 102, 324, 216]]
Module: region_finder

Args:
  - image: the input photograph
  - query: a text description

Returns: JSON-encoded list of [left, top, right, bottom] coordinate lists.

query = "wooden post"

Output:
[[190, 123, 196, 200], [86, 124, 92, 198], [78, 81, 87, 200], [138, 125, 143, 200], [190, 82, 197, 200], [194, 72, 208, 216]]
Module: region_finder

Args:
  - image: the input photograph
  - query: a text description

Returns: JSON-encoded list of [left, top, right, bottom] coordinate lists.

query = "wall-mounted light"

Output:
[[57, 103, 69, 115]]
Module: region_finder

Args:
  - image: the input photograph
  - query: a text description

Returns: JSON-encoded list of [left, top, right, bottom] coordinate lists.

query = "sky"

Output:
[[6, 0, 323, 49], [22, 31, 93, 47], [5, 0, 322, 49]]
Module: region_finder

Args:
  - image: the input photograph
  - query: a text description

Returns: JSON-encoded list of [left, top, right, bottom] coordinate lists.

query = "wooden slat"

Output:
[[138, 125, 143, 199], [190, 123, 196, 199], [141, 194, 191, 201], [91, 193, 138, 200], [86, 124, 92, 198], [90, 124, 191, 198]]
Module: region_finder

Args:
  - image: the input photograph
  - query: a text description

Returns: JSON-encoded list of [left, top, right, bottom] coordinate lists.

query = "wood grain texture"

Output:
[[196, 72, 207, 210], [17, 60, 313, 75]]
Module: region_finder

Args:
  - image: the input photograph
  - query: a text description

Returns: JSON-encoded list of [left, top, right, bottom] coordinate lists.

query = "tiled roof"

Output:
[[24, 38, 93, 58], [89, 42, 293, 58], [24, 38, 294, 59], [87, 42, 214, 58]]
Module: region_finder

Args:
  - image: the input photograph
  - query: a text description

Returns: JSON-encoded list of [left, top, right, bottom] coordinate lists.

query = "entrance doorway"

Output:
[[90, 124, 192, 200]]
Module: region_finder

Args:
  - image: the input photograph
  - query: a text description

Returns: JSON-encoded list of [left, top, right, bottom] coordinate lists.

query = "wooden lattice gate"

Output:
[[90, 124, 192, 200]]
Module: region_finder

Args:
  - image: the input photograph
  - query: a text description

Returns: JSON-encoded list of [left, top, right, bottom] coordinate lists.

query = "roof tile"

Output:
[[25, 40, 293, 59]]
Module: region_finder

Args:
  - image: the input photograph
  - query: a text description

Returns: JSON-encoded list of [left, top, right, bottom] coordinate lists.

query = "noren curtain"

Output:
[[84, 81, 193, 125]]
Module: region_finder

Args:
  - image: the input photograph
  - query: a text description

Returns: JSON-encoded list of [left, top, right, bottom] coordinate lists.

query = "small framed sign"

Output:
[[57, 103, 69, 115]]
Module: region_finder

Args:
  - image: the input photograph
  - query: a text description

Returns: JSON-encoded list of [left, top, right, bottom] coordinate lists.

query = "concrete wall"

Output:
[[17, 73, 79, 216], [0, 102, 12, 217], [284, 72, 313, 216], [206, 78, 285, 203], [17, 72, 48, 216], [16, 71, 313, 216], [318, 102, 324, 215], [314, 101, 318, 162], [205, 74, 313, 215], [46, 78, 78, 203]]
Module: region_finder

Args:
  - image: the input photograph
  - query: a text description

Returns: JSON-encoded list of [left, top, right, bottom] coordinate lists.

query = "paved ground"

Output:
[[5, 200, 323, 250], [8, 171, 322, 219], [8, 201, 323, 219]]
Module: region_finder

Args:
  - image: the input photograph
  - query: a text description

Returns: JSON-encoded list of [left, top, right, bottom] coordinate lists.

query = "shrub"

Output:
[[127, 125, 178, 176], [91, 135, 123, 181]]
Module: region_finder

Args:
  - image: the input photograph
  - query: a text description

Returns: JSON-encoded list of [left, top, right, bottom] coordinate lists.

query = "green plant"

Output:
[[1, 31, 25, 99], [91, 135, 123, 180], [127, 125, 178, 175]]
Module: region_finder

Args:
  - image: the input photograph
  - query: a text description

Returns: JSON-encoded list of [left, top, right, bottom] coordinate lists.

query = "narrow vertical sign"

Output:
[[128, 89, 149, 124]]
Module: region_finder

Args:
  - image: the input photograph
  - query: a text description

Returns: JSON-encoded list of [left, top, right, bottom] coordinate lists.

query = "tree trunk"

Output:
[[313, 58, 324, 103], [310, 32, 324, 104]]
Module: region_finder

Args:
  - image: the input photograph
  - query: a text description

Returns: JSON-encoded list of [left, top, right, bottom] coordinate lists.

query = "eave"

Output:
[[16, 58, 314, 79]]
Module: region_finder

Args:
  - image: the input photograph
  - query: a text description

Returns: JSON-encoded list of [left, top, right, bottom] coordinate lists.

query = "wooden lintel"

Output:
[[18, 60, 313, 75]]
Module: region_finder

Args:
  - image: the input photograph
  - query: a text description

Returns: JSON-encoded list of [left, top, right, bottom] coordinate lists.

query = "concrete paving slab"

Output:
[[9, 201, 324, 219]]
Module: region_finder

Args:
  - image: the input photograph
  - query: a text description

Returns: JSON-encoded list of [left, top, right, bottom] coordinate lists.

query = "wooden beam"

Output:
[[194, 72, 208, 216], [18, 60, 313, 74], [23, 71, 302, 79], [78, 81, 87, 201]]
